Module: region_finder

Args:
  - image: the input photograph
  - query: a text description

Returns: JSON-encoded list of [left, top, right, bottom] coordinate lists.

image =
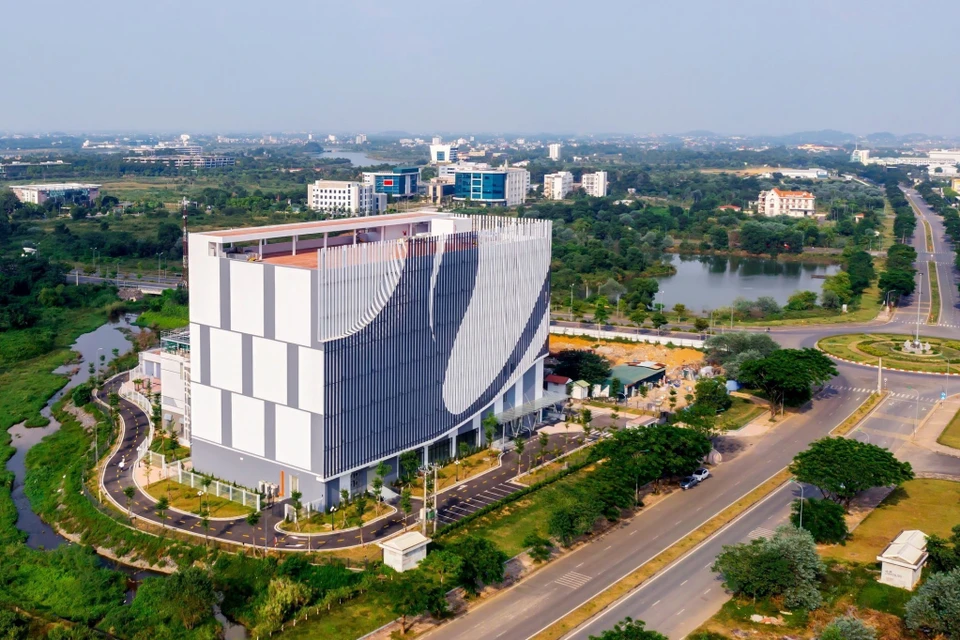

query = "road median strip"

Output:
[[529, 391, 886, 640]]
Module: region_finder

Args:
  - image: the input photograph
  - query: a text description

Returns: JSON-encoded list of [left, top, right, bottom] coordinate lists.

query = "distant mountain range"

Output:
[[676, 129, 960, 148]]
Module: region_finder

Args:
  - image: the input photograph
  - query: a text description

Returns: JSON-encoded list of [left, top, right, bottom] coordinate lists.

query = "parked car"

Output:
[[680, 476, 699, 490], [692, 467, 710, 482]]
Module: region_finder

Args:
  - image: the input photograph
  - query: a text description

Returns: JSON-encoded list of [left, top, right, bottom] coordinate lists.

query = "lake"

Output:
[[319, 149, 399, 167], [655, 254, 841, 311]]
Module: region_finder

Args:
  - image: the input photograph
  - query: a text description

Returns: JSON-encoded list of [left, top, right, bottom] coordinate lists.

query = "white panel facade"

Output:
[[298, 345, 325, 415], [188, 234, 221, 328], [231, 394, 265, 456], [208, 327, 243, 393], [190, 322, 203, 378], [274, 267, 313, 346], [274, 404, 312, 469], [191, 383, 223, 443], [252, 336, 287, 404], [229, 260, 265, 337]]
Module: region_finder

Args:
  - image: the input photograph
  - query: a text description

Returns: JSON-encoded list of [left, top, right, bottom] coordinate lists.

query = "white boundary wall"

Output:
[[550, 326, 704, 348]]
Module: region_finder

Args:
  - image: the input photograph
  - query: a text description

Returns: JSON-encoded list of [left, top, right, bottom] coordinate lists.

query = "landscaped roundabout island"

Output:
[[817, 333, 960, 374]]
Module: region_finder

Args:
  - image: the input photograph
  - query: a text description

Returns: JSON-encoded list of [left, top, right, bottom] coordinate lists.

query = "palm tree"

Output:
[[123, 486, 135, 522], [155, 496, 169, 536], [200, 476, 213, 516], [245, 511, 261, 557]]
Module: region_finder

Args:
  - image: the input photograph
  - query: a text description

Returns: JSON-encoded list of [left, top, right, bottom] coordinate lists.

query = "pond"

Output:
[[655, 254, 841, 311]]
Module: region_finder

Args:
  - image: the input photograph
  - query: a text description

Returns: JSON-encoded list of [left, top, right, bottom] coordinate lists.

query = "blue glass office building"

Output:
[[364, 167, 420, 198]]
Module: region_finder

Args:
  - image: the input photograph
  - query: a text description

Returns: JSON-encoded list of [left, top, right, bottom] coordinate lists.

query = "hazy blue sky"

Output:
[[4, 0, 958, 135]]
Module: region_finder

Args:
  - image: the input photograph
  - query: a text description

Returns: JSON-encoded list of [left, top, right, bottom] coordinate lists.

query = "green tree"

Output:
[[419, 549, 463, 586], [373, 461, 389, 515], [448, 536, 508, 595], [790, 438, 914, 510], [161, 567, 217, 630], [672, 303, 688, 322], [693, 317, 710, 334], [553, 349, 612, 385], [400, 487, 413, 524], [483, 413, 498, 448], [926, 524, 960, 573], [630, 308, 648, 329], [389, 571, 448, 634], [694, 377, 732, 412], [790, 498, 848, 544], [650, 312, 668, 332], [514, 436, 526, 475], [785, 290, 818, 311], [712, 525, 824, 609], [905, 568, 960, 639], [588, 616, 667, 640], [259, 577, 312, 633], [738, 348, 838, 414], [821, 272, 854, 304], [819, 616, 876, 640], [593, 296, 611, 325], [522, 532, 554, 563], [123, 485, 135, 522], [154, 496, 170, 534]]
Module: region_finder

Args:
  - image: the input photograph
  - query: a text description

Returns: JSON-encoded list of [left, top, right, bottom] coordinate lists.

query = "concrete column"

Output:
[[423, 444, 429, 468], [450, 434, 456, 459]]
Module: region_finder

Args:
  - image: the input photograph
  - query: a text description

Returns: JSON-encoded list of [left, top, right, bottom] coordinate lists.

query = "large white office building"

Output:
[[186, 211, 555, 507], [544, 171, 574, 200], [581, 171, 608, 197], [307, 180, 386, 215]]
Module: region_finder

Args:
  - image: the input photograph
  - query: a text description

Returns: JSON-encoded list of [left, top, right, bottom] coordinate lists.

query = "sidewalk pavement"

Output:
[[914, 395, 960, 459]]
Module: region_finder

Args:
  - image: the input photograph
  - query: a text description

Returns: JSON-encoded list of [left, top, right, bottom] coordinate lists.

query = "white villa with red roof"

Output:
[[757, 188, 816, 217]]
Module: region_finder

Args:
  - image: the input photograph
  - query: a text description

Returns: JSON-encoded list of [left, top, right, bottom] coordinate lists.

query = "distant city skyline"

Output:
[[3, 0, 959, 135]]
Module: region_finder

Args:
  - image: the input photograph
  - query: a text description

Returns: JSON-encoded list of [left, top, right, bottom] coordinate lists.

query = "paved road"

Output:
[[97, 377, 611, 551], [903, 187, 960, 328]]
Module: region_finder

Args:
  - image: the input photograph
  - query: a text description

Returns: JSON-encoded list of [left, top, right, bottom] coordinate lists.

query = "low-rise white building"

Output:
[[379, 532, 431, 572], [544, 171, 574, 200], [307, 180, 386, 215], [581, 171, 608, 197], [757, 188, 816, 217], [877, 530, 928, 591]]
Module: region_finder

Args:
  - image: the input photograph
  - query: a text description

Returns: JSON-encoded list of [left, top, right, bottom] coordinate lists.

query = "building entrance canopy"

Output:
[[494, 390, 568, 437]]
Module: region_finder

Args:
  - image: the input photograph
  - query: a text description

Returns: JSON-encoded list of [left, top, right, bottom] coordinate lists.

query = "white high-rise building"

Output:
[[548, 143, 562, 161], [543, 171, 573, 200], [581, 171, 608, 197], [757, 188, 816, 218], [307, 180, 386, 216], [430, 144, 459, 164], [432, 136, 443, 145], [355, 134, 367, 144]]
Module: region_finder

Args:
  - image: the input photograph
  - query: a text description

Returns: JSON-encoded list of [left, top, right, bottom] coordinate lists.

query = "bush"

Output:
[[71, 383, 92, 407], [905, 568, 960, 638], [791, 498, 848, 544], [819, 615, 875, 640]]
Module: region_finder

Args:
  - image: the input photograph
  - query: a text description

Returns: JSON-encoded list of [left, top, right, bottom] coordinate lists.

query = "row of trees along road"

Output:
[[878, 180, 918, 297]]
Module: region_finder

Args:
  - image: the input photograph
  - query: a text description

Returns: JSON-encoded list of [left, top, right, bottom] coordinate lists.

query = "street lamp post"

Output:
[[157, 252, 164, 282]]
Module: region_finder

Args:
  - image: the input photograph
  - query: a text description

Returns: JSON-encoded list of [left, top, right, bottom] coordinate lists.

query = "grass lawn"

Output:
[[519, 447, 592, 486], [148, 435, 190, 461], [442, 468, 592, 557], [278, 500, 391, 533], [144, 478, 254, 518], [822, 478, 960, 564], [937, 407, 960, 450], [927, 261, 940, 325], [408, 449, 500, 493], [717, 397, 766, 431], [817, 333, 960, 374], [276, 591, 397, 640], [737, 280, 883, 327], [136, 308, 189, 330]]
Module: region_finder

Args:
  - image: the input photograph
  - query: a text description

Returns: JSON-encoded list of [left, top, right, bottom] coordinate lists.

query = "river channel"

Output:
[[655, 254, 841, 311]]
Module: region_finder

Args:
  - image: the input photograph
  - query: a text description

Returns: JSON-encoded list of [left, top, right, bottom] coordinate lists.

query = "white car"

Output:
[[692, 467, 710, 482]]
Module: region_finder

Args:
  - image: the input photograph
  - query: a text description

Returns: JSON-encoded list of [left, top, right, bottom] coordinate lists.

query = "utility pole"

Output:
[[432, 464, 439, 536], [421, 467, 428, 536], [877, 357, 882, 394], [915, 277, 922, 345], [181, 201, 189, 287]]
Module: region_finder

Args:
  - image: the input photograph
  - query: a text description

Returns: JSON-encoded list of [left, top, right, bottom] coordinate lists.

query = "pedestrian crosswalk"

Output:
[[746, 527, 776, 541], [555, 571, 592, 589], [823, 384, 939, 403]]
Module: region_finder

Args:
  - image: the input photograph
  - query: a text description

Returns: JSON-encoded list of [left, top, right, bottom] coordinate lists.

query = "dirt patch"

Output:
[[548, 335, 703, 371]]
